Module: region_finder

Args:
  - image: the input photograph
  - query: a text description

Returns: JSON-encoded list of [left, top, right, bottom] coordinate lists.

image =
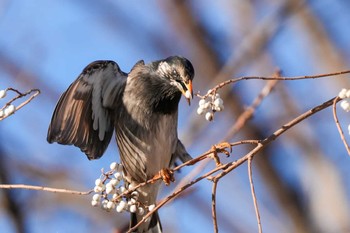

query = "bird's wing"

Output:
[[47, 60, 126, 160]]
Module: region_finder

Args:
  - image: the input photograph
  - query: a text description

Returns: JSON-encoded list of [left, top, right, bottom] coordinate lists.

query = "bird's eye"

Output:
[[172, 69, 179, 77]]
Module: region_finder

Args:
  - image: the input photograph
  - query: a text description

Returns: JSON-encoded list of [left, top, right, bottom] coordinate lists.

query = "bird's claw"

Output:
[[159, 168, 174, 186], [210, 142, 232, 166]]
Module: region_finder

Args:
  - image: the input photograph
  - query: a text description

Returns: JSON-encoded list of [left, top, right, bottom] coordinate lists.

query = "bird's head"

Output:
[[156, 56, 194, 105]]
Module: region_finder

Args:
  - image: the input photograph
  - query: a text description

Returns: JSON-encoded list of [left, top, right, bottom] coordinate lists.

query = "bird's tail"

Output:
[[130, 211, 162, 233]]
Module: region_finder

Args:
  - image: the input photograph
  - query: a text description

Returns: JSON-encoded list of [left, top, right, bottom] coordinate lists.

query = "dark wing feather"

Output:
[[47, 60, 126, 160]]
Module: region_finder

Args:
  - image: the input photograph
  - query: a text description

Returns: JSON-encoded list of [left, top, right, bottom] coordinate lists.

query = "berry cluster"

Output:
[[91, 162, 154, 216], [197, 92, 224, 121]]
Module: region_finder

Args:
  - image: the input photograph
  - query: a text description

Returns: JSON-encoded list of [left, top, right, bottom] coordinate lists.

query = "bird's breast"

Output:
[[116, 101, 178, 181]]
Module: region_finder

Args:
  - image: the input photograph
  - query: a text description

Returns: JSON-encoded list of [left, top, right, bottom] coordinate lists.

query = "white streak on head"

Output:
[[158, 61, 172, 76]]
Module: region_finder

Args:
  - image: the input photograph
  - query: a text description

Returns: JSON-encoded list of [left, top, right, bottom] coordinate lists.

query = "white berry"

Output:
[[129, 204, 137, 213], [114, 172, 122, 181], [346, 90, 350, 98], [203, 102, 211, 109], [112, 193, 120, 200], [116, 200, 127, 212], [214, 103, 224, 111], [92, 194, 101, 201], [199, 99, 206, 106], [205, 112, 214, 121], [128, 183, 136, 190], [0, 90, 6, 99], [214, 98, 223, 107], [101, 200, 108, 209], [110, 178, 119, 186], [91, 200, 99, 207], [148, 204, 156, 212], [119, 186, 126, 193], [95, 178, 103, 187], [340, 100, 350, 112], [110, 162, 118, 170], [106, 201, 115, 210], [128, 198, 137, 205], [131, 191, 139, 199], [4, 105, 15, 116], [197, 107, 206, 115], [106, 182, 114, 189], [106, 186, 115, 195], [94, 185, 105, 193], [339, 88, 347, 99]]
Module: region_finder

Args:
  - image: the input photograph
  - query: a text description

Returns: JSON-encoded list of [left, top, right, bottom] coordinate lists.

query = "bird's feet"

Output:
[[159, 168, 175, 186], [210, 142, 232, 166]]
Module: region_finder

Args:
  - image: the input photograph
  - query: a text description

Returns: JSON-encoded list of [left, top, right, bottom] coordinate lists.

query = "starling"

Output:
[[47, 56, 194, 232]]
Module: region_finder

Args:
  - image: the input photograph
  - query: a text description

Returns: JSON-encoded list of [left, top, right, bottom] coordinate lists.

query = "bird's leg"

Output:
[[210, 145, 222, 166]]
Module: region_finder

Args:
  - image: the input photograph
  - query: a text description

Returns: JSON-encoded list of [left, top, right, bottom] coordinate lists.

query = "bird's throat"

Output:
[[152, 92, 181, 114]]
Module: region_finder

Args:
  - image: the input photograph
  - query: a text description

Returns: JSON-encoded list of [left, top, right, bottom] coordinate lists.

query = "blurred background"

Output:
[[1, 0, 350, 232]]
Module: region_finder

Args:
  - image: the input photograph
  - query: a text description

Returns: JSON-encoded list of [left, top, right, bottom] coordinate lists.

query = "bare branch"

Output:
[[332, 97, 350, 155], [248, 157, 262, 233], [0, 184, 93, 195], [198, 70, 350, 98], [0, 88, 40, 121], [211, 179, 219, 233]]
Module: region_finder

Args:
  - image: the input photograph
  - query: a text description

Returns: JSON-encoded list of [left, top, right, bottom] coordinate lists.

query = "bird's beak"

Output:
[[182, 80, 193, 105]]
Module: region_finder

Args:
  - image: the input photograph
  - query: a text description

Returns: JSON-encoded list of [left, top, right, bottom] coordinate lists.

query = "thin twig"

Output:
[[0, 184, 93, 195], [0, 88, 41, 121], [201, 70, 350, 97], [211, 179, 219, 233], [248, 157, 262, 233], [332, 97, 350, 155]]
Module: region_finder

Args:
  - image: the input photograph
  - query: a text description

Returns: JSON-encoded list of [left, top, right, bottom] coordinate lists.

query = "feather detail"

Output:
[[47, 60, 126, 159]]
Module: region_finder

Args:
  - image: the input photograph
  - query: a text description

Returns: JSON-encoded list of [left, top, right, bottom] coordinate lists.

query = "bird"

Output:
[[47, 56, 194, 232]]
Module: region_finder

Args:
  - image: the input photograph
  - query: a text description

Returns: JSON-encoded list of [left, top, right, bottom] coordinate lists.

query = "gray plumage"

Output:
[[47, 56, 194, 233]]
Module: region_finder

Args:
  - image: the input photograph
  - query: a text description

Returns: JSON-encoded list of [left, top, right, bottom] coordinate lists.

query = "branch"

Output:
[[248, 157, 262, 233], [332, 97, 350, 155], [0, 88, 41, 121], [0, 184, 93, 195], [200, 70, 350, 97], [211, 179, 219, 233]]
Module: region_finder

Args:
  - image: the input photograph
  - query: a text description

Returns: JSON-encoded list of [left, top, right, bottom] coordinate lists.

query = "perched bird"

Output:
[[47, 56, 194, 232]]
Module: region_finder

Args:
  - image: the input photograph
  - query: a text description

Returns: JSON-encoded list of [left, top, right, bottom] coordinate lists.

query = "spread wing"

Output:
[[47, 60, 127, 160]]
